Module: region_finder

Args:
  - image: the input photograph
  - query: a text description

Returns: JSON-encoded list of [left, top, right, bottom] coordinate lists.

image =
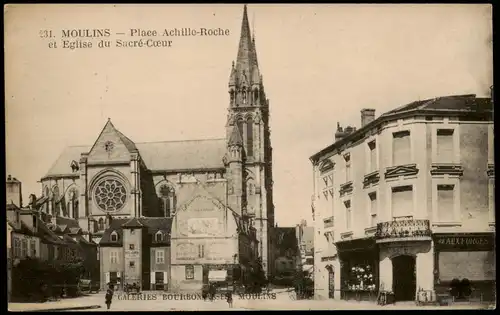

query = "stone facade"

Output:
[[311, 95, 494, 302], [40, 5, 274, 290]]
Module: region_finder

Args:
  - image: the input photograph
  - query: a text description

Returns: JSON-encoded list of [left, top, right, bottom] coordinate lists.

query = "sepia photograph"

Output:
[[5, 3, 494, 311]]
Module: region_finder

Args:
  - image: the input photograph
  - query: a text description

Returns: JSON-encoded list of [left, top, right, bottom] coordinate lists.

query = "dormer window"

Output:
[[110, 231, 118, 242], [70, 160, 79, 173], [242, 88, 247, 104], [155, 231, 163, 242]]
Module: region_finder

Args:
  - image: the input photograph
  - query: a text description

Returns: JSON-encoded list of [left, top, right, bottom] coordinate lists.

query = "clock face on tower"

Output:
[[93, 178, 127, 212]]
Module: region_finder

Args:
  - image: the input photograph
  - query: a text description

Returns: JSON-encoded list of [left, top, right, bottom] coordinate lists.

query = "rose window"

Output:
[[94, 179, 127, 212]]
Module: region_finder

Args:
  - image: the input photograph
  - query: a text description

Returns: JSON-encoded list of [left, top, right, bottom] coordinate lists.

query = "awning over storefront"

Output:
[[208, 270, 227, 282]]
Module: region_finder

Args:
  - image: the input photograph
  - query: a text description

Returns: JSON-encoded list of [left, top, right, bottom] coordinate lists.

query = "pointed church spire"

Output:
[[235, 4, 255, 78]]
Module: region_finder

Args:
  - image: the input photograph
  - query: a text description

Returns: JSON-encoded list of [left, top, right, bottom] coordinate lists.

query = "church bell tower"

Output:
[[226, 5, 275, 276]]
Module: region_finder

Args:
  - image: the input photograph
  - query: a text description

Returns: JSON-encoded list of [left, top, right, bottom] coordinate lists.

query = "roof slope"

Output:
[[44, 138, 226, 178], [311, 94, 492, 163], [100, 217, 172, 246]]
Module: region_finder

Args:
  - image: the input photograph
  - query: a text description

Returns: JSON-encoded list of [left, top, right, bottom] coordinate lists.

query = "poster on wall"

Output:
[[206, 242, 232, 262], [187, 218, 220, 237], [175, 243, 198, 261]]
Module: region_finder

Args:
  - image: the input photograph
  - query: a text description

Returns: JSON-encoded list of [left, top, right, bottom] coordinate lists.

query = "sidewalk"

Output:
[[240, 297, 494, 310], [8, 295, 102, 312]]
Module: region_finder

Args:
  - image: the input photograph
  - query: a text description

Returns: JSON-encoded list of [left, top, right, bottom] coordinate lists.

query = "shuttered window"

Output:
[[393, 131, 411, 166], [21, 239, 28, 258], [30, 239, 36, 257], [156, 249, 165, 264], [368, 141, 377, 172], [437, 184, 455, 222], [369, 192, 377, 227], [344, 154, 351, 182], [345, 200, 352, 230], [391, 185, 413, 218], [436, 129, 454, 163]]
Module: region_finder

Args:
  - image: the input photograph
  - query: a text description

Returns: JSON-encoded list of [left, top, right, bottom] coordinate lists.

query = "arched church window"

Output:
[[237, 118, 244, 141], [158, 184, 175, 217], [248, 183, 255, 195], [247, 117, 254, 157], [253, 89, 259, 104], [74, 200, 79, 219], [43, 186, 49, 213], [66, 187, 79, 219], [52, 186, 60, 216], [98, 218, 104, 231], [242, 88, 247, 104], [230, 90, 235, 102]]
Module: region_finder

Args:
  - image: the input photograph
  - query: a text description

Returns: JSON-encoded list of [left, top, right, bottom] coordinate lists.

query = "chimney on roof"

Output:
[[6, 175, 22, 208], [335, 123, 345, 142], [361, 108, 376, 127]]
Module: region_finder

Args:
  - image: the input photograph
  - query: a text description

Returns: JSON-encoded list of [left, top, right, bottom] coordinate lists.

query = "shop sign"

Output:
[[434, 234, 493, 251], [125, 250, 140, 259]]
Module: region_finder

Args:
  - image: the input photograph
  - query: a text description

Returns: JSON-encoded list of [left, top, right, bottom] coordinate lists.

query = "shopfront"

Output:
[[203, 264, 234, 293], [433, 233, 496, 302], [337, 237, 379, 301]]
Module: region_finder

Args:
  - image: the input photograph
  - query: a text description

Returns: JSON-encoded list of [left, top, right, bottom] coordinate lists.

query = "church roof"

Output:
[[43, 138, 226, 178]]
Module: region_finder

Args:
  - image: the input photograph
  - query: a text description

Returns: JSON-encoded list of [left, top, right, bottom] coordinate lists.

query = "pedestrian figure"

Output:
[[209, 284, 216, 301], [226, 291, 233, 308], [105, 284, 114, 310]]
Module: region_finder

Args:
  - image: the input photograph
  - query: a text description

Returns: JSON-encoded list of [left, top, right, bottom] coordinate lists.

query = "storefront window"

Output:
[[346, 264, 376, 291]]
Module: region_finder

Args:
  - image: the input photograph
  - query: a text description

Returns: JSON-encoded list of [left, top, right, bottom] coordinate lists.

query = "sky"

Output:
[[5, 4, 493, 227]]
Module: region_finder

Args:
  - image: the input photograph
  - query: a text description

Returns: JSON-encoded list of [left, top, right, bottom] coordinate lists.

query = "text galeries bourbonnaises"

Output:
[[116, 292, 278, 301], [39, 28, 231, 50]]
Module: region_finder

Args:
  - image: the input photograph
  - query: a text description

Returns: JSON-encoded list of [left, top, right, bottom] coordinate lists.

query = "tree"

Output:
[[11, 257, 86, 302]]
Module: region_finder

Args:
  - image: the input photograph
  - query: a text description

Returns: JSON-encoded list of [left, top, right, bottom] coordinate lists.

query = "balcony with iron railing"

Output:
[[375, 216, 432, 243]]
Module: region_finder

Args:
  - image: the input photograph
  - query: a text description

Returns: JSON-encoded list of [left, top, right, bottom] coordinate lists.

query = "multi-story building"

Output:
[[36, 5, 274, 289], [311, 94, 495, 302], [296, 220, 314, 275], [6, 176, 99, 286], [270, 226, 301, 285]]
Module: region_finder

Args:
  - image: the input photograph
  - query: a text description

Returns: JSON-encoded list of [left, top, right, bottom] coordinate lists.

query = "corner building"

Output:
[[311, 94, 495, 302], [38, 5, 275, 291]]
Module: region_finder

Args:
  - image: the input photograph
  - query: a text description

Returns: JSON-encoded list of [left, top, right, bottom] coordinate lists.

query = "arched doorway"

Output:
[[326, 265, 335, 298], [392, 255, 416, 301]]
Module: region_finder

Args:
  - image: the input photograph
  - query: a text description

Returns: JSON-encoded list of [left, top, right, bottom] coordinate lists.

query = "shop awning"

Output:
[[208, 270, 227, 282]]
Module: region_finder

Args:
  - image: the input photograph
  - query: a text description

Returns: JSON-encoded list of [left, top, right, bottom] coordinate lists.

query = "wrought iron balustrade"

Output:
[[375, 218, 431, 242]]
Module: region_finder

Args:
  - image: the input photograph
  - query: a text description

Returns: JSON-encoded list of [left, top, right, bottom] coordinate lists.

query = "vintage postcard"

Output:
[[5, 3, 494, 311]]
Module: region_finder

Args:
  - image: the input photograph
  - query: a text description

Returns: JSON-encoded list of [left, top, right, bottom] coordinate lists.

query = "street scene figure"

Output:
[[226, 291, 233, 308], [105, 284, 114, 310]]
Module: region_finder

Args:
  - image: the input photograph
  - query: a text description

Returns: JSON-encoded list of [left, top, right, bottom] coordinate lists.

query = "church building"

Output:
[[38, 5, 275, 291]]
